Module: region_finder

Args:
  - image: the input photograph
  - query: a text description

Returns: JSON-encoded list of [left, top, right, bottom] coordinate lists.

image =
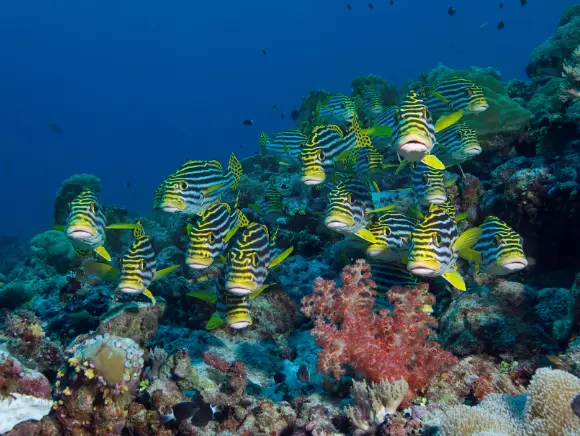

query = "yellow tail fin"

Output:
[[228, 153, 243, 190]]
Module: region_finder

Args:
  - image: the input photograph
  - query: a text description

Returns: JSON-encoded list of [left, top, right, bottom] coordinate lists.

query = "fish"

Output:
[[280, 113, 285, 119], [366, 212, 416, 262], [261, 49, 267, 56], [497, 20, 505, 30], [260, 129, 307, 165], [324, 178, 377, 243], [353, 145, 387, 179], [248, 183, 284, 223], [363, 87, 385, 119], [448, 7, 456, 16], [434, 122, 482, 167], [186, 201, 248, 270], [370, 260, 420, 292], [346, 3, 351, 10], [243, 119, 254, 125], [155, 153, 243, 216], [48, 123, 63, 134], [412, 162, 448, 206], [423, 78, 489, 115], [390, 0, 394, 5], [407, 204, 482, 291], [499, 2, 503, 8], [317, 94, 357, 127], [520, 0, 527, 6], [369, 2, 373, 9], [225, 222, 293, 295], [460, 216, 528, 276], [84, 222, 179, 303], [172, 402, 199, 424], [57, 189, 136, 261]]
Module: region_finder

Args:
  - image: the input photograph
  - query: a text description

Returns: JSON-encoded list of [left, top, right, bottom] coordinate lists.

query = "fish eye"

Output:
[[432, 233, 442, 247], [401, 237, 408, 245], [465, 88, 473, 97], [317, 150, 325, 161], [179, 180, 188, 191], [494, 235, 502, 246], [382, 226, 391, 236], [90, 202, 98, 214]]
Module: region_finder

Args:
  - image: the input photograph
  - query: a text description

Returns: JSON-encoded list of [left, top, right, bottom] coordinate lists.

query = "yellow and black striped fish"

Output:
[[407, 204, 481, 291], [58, 189, 136, 262], [434, 122, 482, 167], [363, 87, 385, 119], [366, 212, 416, 262], [155, 153, 243, 215], [412, 162, 448, 206], [317, 93, 357, 127], [224, 222, 293, 295], [186, 201, 248, 270], [354, 145, 386, 179], [324, 178, 377, 243], [422, 77, 489, 116], [260, 130, 307, 165], [461, 216, 527, 276], [369, 260, 421, 292]]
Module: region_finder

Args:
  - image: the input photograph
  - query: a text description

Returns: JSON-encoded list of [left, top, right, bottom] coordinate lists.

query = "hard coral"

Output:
[[302, 260, 457, 396]]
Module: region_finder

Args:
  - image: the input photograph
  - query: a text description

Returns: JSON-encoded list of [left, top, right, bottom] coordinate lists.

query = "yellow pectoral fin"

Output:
[[279, 161, 291, 166], [186, 223, 193, 235], [224, 224, 240, 244], [455, 212, 469, 222], [383, 163, 399, 169], [52, 225, 66, 232], [355, 229, 377, 244], [153, 265, 180, 281], [442, 270, 466, 291], [187, 289, 218, 304], [203, 183, 227, 195], [408, 207, 425, 221], [249, 283, 274, 300], [453, 227, 482, 252], [421, 154, 446, 170], [428, 89, 450, 104], [372, 181, 381, 193], [106, 223, 137, 230], [206, 312, 224, 330], [434, 110, 463, 133], [360, 126, 393, 137], [366, 205, 395, 214], [216, 255, 227, 265], [84, 260, 120, 282], [268, 246, 294, 269], [143, 289, 156, 304], [94, 246, 112, 262], [395, 159, 408, 175], [458, 247, 482, 264]]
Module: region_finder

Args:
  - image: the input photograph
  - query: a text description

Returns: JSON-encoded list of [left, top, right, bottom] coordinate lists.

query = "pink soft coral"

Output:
[[301, 259, 457, 394]]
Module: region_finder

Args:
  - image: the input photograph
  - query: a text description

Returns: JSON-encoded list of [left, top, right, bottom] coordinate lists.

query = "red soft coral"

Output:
[[301, 259, 457, 395]]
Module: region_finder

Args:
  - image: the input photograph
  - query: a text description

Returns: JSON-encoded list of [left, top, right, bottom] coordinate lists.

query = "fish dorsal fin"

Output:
[[153, 265, 180, 281], [453, 227, 482, 253], [234, 191, 241, 210], [208, 160, 223, 172], [106, 223, 138, 230], [328, 125, 344, 137], [223, 202, 232, 214], [268, 246, 294, 269], [134, 221, 146, 239], [94, 246, 112, 262], [206, 312, 224, 330]]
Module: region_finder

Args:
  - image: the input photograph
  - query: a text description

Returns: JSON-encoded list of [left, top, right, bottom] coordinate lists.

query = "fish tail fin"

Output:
[[228, 153, 243, 190]]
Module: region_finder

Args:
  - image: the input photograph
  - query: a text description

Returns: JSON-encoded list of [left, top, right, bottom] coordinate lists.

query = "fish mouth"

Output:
[[301, 171, 326, 185], [160, 198, 185, 213], [186, 256, 213, 269], [426, 193, 448, 205], [225, 281, 257, 296], [489, 256, 528, 275], [117, 283, 143, 294], [468, 103, 489, 113], [464, 146, 482, 156], [397, 134, 431, 161], [366, 244, 389, 258], [407, 260, 440, 277], [324, 214, 354, 229], [66, 225, 96, 240], [227, 317, 252, 329]]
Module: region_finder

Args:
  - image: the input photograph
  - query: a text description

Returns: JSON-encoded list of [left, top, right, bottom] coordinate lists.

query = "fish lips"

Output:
[[407, 260, 441, 277], [225, 280, 257, 296], [66, 224, 97, 240], [467, 103, 489, 113], [463, 146, 482, 156], [488, 256, 528, 275], [226, 317, 252, 329], [397, 134, 432, 161], [117, 283, 144, 295], [425, 193, 448, 205], [301, 171, 326, 185], [324, 214, 354, 229], [186, 256, 213, 269]]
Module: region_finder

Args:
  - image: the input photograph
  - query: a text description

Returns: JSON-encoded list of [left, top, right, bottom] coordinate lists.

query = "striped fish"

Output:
[[260, 130, 307, 165], [317, 93, 357, 127], [225, 222, 293, 295], [186, 201, 248, 270], [422, 78, 489, 116], [363, 87, 385, 119], [434, 122, 482, 167], [407, 204, 481, 290], [155, 153, 243, 215], [369, 260, 421, 292], [84, 222, 179, 303], [461, 216, 528, 276], [412, 162, 448, 206], [60, 189, 136, 262], [366, 212, 416, 262], [248, 183, 284, 223], [324, 178, 377, 243], [375, 106, 398, 129], [354, 145, 385, 179]]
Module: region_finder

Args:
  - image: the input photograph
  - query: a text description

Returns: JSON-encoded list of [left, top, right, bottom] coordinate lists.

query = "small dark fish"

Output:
[[280, 113, 285, 119], [448, 7, 456, 16], [572, 394, 580, 418], [499, 2, 503, 7], [390, 0, 394, 5], [48, 123, 63, 134], [346, 3, 351, 10], [126, 182, 131, 189], [497, 20, 505, 30], [281, 183, 287, 189], [520, 0, 527, 5], [272, 104, 277, 109], [242, 119, 254, 126], [297, 364, 310, 383], [261, 49, 267, 56], [291, 109, 299, 121], [274, 372, 286, 384], [191, 403, 214, 427], [368, 2, 373, 9], [173, 402, 199, 423]]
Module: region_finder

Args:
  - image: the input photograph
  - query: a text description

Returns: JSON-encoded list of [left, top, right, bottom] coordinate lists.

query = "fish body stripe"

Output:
[[375, 106, 398, 128], [262, 129, 307, 163], [363, 88, 385, 118], [300, 125, 357, 178], [265, 185, 283, 215], [215, 271, 252, 325], [472, 216, 525, 268], [423, 78, 488, 115], [369, 261, 420, 292], [434, 122, 481, 167], [355, 145, 384, 176], [318, 94, 356, 126], [118, 228, 156, 293], [367, 212, 415, 259], [412, 162, 447, 206], [325, 178, 373, 234], [65, 189, 107, 251], [392, 91, 436, 153]]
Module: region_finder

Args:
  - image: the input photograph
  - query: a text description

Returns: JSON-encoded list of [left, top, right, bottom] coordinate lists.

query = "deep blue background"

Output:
[[0, 0, 571, 236]]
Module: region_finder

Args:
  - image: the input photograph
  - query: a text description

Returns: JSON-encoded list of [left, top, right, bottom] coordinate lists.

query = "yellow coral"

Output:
[[68, 357, 80, 367], [29, 323, 45, 339], [63, 387, 72, 396], [84, 368, 95, 379]]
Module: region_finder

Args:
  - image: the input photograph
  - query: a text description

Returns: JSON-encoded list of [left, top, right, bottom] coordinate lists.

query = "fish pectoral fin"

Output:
[[434, 110, 463, 133], [360, 126, 393, 137], [267, 246, 294, 269], [428, 89, 450, 104], [143, 289, 156, 304], [421, 154, 446, 170], [249, 283, 274, 300], [206, 312, 224, 330], [442, 270, 466, 291], [366, 205, 395, 214], [187, 289, 218, 304], [52, 225, 66, 232], [248, 204, 264, 215], [84, 261, 120, 282], [408, 207, 425, 221], [105, 223, 137, 230], [203, 182, 227, 196], [458, 247, 482, 264], [153, 265, 180, 281], [279, 161, 291, 166], [453, 227, 482, 252], [224, 225, 241, 244], [455, 212, 469, 222], [186, 223, 193, 234], [395, 159, 408, 175], [216, 255, 227, 265], [94, 246, 112, 262], [372, 181, 381, 193], [354, 229, 377, 244]]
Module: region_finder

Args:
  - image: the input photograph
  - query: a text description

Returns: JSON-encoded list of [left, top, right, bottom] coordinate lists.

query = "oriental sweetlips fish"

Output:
[[155, 153, 243, 215], [324, 178, 378, 243], [460, 216, 528, 276], [407, 204, 482, 290], [422, 77, 489, 116], [412, 162, 448, 206], [369, 260, 421, 293], [365, 211, 416, 262], [317, 93, 357, 127], [224, 222, 293, 295], [362, 87, 385, 119], [434, 122, 482, 168], [260, 129, 307, 165], [186, 200, 249, 270], [248, 183, 284, 223], [85, 222, 179, 303], [54, 189, 136, 261]]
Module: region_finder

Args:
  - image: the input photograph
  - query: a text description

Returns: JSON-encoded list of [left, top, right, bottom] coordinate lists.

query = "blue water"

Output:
[[0, 0, 569, 236]]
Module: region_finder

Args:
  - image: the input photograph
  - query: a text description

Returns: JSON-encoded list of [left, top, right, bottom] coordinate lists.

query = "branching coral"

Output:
[[301, 260, 457, 396], [561, 46, 580, 102]]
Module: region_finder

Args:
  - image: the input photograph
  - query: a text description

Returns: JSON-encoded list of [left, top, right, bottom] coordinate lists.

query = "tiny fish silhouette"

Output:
[[520, 0, 527, 5], [261, 49, 267, 56], [369, 2, 373, 9], [448, 7, 456, 16], [126, 182, 131, 189], [497, 20, 505, 30], [499, 2, 503, 7], [346, 3, 351, 10], [390, 0, 394, 5], [272, 104, 277, 109], [242, 119, 254, 126], [280, 113, 285, 119], [48, 123, 63, 134]]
